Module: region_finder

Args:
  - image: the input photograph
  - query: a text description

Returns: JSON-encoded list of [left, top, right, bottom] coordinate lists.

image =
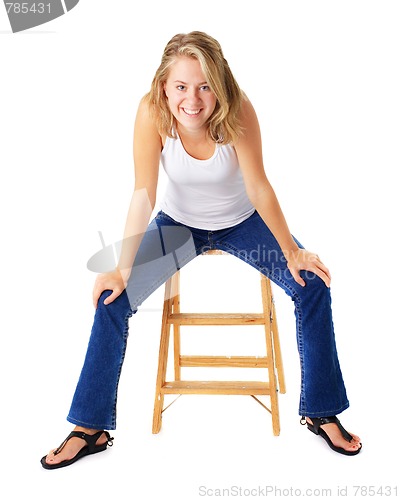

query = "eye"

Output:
[[200, 85, 210, 91], [176, 85, 185, 91]]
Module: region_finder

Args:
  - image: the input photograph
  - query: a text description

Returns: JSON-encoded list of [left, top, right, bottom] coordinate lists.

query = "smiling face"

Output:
[[163, 56, 218, 135]]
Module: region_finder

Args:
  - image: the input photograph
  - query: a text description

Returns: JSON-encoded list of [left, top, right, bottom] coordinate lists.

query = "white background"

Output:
[[0, 1, 400, 498]]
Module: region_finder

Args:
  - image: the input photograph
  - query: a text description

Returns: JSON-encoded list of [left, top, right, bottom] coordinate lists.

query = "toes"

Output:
[[45, 450, 57, 464], [348, 438, 362, 451], [348, 432, 361, 446]]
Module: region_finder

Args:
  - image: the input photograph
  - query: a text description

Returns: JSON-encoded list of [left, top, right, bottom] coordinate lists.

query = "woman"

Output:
[[41, 31, 361, 469]]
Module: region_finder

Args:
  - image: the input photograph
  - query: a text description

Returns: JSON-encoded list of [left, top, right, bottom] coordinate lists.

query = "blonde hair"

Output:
[[145, 31, 245, 144]]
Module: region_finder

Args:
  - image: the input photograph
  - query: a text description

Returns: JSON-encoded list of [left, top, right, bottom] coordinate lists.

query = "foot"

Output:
[[306, 417, 361, 453], [44, 426, 108, 466]]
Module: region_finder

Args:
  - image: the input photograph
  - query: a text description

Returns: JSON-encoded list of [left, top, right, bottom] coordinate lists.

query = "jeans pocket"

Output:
[[155, 210, 176, 224]]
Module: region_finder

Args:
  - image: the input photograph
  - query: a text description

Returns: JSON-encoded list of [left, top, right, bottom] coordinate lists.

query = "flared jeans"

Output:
[[67, 210, 349, 430]]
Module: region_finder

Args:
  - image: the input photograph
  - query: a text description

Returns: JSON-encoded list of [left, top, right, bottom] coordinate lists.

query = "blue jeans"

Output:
[[67, 210, 349, 430]]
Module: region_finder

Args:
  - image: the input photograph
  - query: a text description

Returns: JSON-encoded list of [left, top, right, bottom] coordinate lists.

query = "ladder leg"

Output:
[[152, 275, 174, 434], [261, 275, 280, 436], [266, 279, 286, 394], [172, 272, 181, 381]]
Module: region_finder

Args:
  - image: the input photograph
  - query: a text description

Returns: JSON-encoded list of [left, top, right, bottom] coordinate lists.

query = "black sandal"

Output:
[[40, 430, 114, 469], [302, 416, 362, 456]]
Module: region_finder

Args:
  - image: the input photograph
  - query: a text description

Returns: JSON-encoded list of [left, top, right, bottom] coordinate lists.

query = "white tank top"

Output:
[[159, 134, 255, 230]]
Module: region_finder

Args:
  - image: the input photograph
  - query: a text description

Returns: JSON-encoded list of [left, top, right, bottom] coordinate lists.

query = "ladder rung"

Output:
[[180, 355, 269, 368], [168, 313, 265, 325], [161, 380, 271, 395]]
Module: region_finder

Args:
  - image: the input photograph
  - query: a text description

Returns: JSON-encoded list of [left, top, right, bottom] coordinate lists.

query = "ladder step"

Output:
[[168, 313, 265, 325], [180, 355, 269, 368], [161, 380, 271, 395]]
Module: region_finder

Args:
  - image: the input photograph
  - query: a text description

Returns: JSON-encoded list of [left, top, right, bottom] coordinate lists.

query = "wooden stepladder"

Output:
[[152, 250, 286, 436]]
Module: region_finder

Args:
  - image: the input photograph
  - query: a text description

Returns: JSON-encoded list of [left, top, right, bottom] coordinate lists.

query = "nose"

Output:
[[186, 87, 201, 103]]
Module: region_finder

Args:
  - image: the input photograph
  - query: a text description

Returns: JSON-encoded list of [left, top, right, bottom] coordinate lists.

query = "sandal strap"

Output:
[[54, 430, 113, 456], [313, 416, 354, 442]]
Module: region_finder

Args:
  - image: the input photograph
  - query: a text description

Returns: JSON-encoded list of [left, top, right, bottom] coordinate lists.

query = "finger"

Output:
[[93, 288, 101, 308], [307, 256, 331, 286], [314, 260, 332, 284], [289, 267, 305, 287], [313, 256, 331, 280], [92, 282, 105, 308], [310, 266, 331, 287], [323, 265, 332, 281], [103, 288, 123, 305]]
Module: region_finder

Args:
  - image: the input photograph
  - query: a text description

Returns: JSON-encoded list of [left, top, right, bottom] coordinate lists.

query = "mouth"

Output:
[[182, 108, 202, 116]]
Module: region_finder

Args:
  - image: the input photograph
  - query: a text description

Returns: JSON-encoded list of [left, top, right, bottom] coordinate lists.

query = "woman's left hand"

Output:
[[285, 249, 331, 288]]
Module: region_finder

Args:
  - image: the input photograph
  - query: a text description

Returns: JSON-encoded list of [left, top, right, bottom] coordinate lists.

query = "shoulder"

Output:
[[233, 95, 262, 153], [231, 94, 266, 193], [135, 95, 157, 127], [134, 95, 164, 147], [237, 95, 261, 133]]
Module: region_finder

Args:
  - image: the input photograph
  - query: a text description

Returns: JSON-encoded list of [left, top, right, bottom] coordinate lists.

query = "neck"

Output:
[[176, 123, 209, 143]]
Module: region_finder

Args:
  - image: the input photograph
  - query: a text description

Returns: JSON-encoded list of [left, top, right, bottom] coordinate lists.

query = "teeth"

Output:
[[183, 108, 201, 115]]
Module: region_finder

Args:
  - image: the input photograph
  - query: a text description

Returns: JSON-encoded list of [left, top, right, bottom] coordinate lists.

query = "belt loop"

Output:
[[208, 230, 214, 249]]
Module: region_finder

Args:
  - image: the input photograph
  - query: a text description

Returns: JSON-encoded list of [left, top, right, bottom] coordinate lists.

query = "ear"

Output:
[[163, 82, 168, 97]]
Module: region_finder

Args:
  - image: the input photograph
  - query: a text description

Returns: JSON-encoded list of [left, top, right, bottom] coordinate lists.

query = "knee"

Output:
[[298, 270, 330, 300], [98, 290, 113, 304], [96, 290, 132, 317]]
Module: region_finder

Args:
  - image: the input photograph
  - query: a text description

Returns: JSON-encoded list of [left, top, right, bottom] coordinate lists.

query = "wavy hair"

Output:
[[145, 31, 245, 144]]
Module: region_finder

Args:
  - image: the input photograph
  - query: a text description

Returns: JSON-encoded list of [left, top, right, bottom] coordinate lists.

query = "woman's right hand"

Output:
[[92, 269, 127, 308]]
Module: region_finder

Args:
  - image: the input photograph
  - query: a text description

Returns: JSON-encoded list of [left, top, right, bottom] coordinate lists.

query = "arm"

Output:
[[234, 97, 331, 287], [93, 97, 162, 306], [116, 97, 162, 281]]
